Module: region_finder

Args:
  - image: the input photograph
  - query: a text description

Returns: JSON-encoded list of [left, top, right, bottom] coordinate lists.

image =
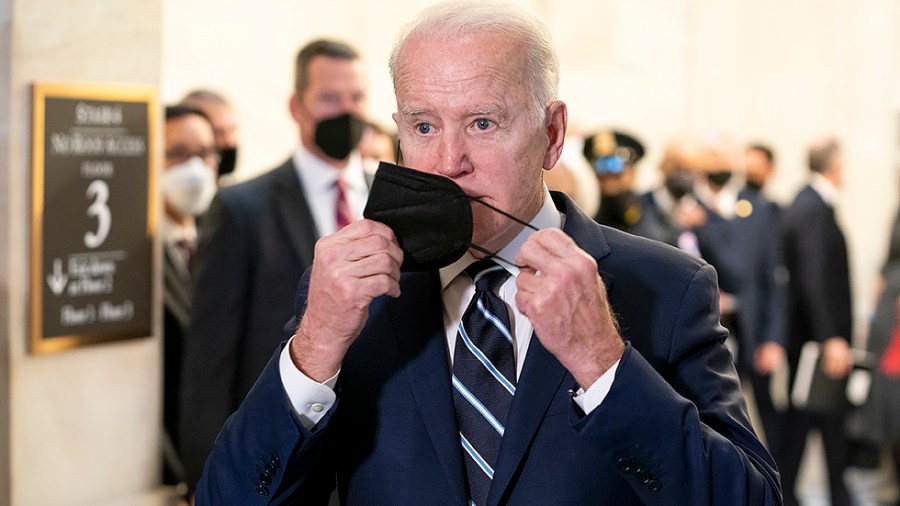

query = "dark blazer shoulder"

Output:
[[216, 158, 298, 209], [785, 185, 824, 215]]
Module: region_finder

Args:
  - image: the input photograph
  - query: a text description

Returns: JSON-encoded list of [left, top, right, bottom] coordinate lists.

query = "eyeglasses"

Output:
[[165, 146, 220, 168]]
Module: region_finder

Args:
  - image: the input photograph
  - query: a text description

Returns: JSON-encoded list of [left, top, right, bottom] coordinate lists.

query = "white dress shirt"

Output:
[[279, 188, 619, 429], [292, 146, 368, 237], [810, 172, 839, 207]]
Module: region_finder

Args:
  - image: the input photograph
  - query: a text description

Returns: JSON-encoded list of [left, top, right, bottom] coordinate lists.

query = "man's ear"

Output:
[[289, 93, 302, 124], [543, 101, 568, 170]]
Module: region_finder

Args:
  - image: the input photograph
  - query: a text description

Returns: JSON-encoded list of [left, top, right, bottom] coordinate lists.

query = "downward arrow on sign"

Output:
[[46, 259, 68, 295]]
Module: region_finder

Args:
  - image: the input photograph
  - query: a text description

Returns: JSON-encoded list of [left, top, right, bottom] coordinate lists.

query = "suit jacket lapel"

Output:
[[389, 271, 468, 504], [272, 159, 318, 268], [488, 336, 567, 505], [489, 193, 614, 505]]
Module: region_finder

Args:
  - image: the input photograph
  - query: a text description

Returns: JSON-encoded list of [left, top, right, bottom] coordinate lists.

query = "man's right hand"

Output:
[[673, 198, 707, 229], [290, 219, 403, 382], [821, 336, 853, 379]]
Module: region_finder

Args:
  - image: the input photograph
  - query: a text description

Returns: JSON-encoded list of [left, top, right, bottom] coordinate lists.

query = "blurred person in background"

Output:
[[179, 38, 371, 493], [780, 137, 855, 506], [637, 136, 707, 255], [847, 198, 900, 505], [181, 89, 240, 186], [692, 141, 789, 461], [744, 143, 777, 193], [160, 104, 218, 493], [581, 129, 645, 234]]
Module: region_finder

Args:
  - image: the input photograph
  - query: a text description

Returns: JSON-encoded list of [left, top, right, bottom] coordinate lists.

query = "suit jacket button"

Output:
[[256, 484, 270, 496], [636, 469, 652, 484], [259, 472, 273, 485], [617, 458, 636, 472], [648, 479, 662, 492], [266, 462, 278, 475]]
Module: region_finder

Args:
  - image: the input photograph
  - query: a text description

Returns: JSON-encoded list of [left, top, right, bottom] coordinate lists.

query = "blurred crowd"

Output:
[[563, 129, 900, 506]]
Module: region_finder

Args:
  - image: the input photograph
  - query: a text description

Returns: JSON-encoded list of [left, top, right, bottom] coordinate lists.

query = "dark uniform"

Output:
[[582, 130, 646, 233]]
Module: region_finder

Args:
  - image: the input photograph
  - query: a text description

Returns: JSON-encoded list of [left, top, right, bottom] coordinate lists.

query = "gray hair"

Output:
[[808, 138, 840, 174], [388, 0, 559, 127], [181, 89, 230, 107]]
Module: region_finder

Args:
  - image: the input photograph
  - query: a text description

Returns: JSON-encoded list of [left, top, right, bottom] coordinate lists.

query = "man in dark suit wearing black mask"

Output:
[[178, 38, 371, 494]]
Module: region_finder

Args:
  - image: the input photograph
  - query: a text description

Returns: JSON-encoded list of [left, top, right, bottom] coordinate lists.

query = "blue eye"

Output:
[[475, 118, 491, 130], [416, 123, 432, 134]]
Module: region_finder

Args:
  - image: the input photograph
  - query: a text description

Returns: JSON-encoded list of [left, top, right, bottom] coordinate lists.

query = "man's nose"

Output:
[[341, 96, 364, 115], [434, 131, 472, 179]]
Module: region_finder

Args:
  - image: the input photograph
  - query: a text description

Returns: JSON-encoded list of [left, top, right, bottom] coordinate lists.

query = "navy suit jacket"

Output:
[[694, 188, 788, 370], [163, 246, 191, 452], [197, 192, 781, 505], [180, 158, 320, 489], [781, 184, 852, 361], [633, 191, 682, 247]]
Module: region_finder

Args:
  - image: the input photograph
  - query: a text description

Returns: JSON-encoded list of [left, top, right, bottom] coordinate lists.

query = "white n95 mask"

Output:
[[162, 156, 217, 217]]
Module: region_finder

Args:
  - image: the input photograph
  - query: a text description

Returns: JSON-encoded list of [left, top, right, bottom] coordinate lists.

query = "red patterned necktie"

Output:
[[176, 238, 196, 274], [335, 179, 353, 231]]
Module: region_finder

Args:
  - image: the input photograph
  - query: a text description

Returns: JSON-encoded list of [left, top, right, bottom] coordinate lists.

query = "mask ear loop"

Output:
[[465, 198, 540, 269]]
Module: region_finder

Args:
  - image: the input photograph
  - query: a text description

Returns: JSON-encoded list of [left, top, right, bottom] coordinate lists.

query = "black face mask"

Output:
[[314, 112, 365, 160], [745, 180, 763, 192], [363, 162, 536, 271], [665, 171, 694, 201], [218, 146, 238, 176], [706, 170, 732, 188]]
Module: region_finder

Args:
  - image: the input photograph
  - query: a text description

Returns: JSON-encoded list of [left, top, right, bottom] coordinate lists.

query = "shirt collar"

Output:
[[162, 216, 196, 247], [652, 186, 677, 214], [439, 187, 562, 290], [292, 144, 367, 193], [810, 172, 839, 206], [696, 180, 739, 218]]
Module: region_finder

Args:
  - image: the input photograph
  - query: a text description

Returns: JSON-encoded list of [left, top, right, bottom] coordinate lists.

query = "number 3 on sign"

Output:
[[84, 179, 111, 249]]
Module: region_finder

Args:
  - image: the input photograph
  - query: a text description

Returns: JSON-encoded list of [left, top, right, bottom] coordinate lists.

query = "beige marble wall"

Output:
[[2, 0, 164, 504]]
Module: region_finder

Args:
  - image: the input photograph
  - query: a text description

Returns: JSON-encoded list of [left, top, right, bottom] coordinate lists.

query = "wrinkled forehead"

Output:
[[393, 31, 526, 109]]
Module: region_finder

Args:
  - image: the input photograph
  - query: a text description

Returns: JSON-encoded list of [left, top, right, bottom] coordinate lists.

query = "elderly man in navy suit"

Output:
[[196, 1, 781, 504]]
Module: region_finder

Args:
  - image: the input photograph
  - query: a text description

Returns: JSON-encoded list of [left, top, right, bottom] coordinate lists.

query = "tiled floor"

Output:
[[795, 432, 898, 506]]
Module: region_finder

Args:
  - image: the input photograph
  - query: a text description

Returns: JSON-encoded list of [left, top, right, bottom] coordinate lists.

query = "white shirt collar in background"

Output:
[[810, 172, 839, 207], [162, 215, 196, 248], [292, 145, 368, 237]]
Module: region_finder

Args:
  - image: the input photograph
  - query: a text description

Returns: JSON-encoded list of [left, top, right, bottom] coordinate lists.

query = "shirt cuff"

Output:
[[278, 336, 338, 430], [572, 359, 620, 415]]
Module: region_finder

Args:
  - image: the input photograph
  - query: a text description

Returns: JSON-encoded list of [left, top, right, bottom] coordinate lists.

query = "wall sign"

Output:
[[30, 82, 157, 354]]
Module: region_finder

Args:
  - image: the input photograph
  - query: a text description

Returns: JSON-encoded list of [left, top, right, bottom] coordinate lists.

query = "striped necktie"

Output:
[[335, 178, 353, 230], [451, 259, 516, 506]]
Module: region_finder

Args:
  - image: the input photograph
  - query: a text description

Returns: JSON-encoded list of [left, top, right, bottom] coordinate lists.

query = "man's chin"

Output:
[[471, 222, 522, 255]]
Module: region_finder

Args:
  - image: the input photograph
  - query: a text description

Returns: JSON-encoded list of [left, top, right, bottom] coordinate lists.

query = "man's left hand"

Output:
[[514, 229, 624, 389]]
